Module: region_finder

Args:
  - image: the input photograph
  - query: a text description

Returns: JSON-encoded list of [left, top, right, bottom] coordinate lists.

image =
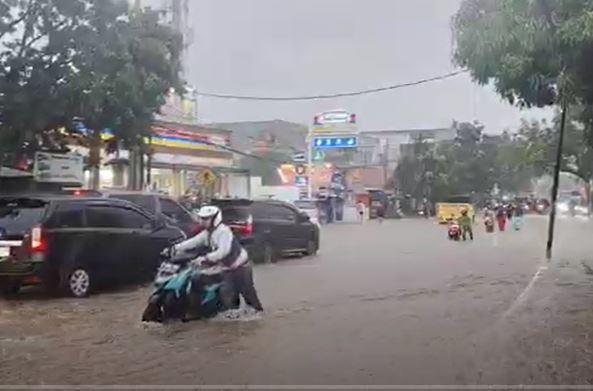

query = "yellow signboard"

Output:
[[197, 169, 217, 186]]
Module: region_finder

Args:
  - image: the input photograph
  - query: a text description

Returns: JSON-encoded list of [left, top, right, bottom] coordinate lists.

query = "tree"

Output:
[[453, 0, 593, 107], [63, 1, 183, 188], [0, 0, 89, 158], [394, 121, 536, 205], [514, 110, 593, 189], [0, 0, 183, 188]]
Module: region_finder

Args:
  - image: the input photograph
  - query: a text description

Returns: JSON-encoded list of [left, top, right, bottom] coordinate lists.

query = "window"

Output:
[[159, 198, 192, 223], [50, 204, 84, 228], [250, 203, 269, 220], [86, 206, 151, 229], [267, 204, 296, 222], [221, 206, 251, 224], [109, 194, 156, 214], [0, 199, 47, 236]]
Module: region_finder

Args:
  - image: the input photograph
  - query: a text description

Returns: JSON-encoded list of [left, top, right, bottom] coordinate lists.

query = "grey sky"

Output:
[[182, 0, 551, 132]]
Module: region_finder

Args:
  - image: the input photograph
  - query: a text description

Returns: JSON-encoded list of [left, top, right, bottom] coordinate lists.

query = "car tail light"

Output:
[[229, 215, 253, 236], [349, 113, 356, 123], [313, 115, 321, 125], [30, 225, 45, 253]]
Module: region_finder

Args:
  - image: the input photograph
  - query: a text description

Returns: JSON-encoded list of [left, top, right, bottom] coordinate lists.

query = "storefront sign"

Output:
[[33, 152, 84, 184], [151, 126, 229, 151]]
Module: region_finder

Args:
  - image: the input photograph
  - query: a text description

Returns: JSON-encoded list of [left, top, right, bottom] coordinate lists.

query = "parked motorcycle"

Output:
[[141, 246, 228, 323]]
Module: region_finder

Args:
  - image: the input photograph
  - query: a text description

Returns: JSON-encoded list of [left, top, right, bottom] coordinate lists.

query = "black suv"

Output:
[[212, 199, 319, 263], [0, 195, 185, 297], [103, 191, 200, 237]]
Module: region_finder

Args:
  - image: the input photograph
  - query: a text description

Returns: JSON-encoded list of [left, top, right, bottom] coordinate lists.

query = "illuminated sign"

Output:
[[312, 136, 358, 149]]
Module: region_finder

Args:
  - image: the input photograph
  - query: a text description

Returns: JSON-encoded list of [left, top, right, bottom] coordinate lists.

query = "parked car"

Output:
[[211, 199, 319, 263], [0, 195, 185, 297], [103, 191, 200, 237]]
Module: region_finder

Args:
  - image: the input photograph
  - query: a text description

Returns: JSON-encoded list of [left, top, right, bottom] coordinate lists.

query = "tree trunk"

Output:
[[138, 146, 144, 191], [89, 130, 101, 190], [585, 179, 593, 217]]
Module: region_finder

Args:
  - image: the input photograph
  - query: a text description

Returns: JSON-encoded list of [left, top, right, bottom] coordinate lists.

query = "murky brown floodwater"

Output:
[[1, 217, 593, 385]]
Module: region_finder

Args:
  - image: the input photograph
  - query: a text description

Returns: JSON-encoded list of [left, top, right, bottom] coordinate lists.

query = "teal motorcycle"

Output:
[[141, 246, 227, 322]]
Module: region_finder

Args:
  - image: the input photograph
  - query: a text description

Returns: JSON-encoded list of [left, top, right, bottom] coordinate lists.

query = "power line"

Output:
[[196, 70, 467, 101]]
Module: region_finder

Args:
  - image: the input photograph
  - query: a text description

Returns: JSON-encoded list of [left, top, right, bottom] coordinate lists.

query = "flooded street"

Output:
[[2, 217, 593, 386]]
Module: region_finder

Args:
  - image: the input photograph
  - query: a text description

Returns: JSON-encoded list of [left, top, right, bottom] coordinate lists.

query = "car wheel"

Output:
[[306, 239, 318, 256], [62, 267, 92, 297], [261, 242, 275, 264]]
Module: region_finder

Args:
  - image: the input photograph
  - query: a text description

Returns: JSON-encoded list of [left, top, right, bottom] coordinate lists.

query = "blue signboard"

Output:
[[312, 136, 358, 149]]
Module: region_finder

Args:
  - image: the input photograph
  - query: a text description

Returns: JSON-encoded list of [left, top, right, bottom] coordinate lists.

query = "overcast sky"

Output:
[[179, 0, 552, 132]]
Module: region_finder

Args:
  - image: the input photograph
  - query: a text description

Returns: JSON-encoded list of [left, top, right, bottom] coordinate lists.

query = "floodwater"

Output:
[[1, 216, 593, 385]]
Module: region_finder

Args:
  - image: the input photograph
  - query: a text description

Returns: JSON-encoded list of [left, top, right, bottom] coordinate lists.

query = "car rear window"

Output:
[[220, 206, 251, 223], [109, 194, 156, 213], [0, 199, 48, 237]]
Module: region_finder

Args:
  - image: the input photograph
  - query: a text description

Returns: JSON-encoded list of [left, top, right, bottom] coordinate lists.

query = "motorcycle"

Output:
[[141, 246, 228, 323], [448, 222, 461, 241], [484, 216, 495, 233]]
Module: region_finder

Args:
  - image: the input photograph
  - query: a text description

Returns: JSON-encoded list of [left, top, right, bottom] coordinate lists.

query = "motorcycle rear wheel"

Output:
[[162, 291, 185, 321]]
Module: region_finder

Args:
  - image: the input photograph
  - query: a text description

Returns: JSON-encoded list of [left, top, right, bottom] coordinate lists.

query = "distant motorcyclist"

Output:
[[457, 209, 473, 241], [172, 205, 263, 313]]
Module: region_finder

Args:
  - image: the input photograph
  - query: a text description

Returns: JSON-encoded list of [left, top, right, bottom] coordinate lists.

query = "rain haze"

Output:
[[5, 0, 593, 387], [184, 0, 551, 130]]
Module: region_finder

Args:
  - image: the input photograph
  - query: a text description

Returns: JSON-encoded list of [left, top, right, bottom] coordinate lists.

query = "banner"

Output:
[[33, 152, 84, 184]]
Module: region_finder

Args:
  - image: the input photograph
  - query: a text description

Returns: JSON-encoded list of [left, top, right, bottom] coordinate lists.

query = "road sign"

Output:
[[295, 175, 308, 187], [312, 136, 358, 149], [292, 152, 306, 162], [197, 168, 217, 186], [295, 164, 306, 175], [313, 150, 325, 162]]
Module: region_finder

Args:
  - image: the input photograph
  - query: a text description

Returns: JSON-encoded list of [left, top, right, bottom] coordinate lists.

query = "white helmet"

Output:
[[196, 205, 222, 229]]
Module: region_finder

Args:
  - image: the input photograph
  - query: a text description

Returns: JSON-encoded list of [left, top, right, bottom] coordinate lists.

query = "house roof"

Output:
[[209, 120, 307, 152]]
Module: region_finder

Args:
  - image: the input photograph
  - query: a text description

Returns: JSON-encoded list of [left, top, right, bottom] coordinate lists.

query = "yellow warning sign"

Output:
[[197, 169, 217, 186]]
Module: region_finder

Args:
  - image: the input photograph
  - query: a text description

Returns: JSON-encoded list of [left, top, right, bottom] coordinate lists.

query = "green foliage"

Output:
[[395, 121, 535, 202], [0, 0, 183, 156], [514, 108, 593, 182], [453, 0, 593, 107]]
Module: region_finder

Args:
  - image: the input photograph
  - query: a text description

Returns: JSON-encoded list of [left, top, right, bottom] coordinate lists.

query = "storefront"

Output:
[[144, 121, 248, 199], [71, 120, 248, 199]]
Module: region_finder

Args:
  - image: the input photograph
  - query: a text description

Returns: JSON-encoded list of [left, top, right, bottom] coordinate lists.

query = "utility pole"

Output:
[[382, 138, 389, 189], [307, 128, 313, 199], [546, 101, 568, 260]]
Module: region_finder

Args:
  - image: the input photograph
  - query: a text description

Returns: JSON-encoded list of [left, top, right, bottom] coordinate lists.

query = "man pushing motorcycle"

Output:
[[171, 205, 264, 313]]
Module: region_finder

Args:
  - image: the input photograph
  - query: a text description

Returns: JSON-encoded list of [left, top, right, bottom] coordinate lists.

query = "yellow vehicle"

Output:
[[436, 195, 475, 224]]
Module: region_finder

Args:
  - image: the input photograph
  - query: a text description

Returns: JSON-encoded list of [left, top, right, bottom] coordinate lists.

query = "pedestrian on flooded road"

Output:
[[513, 204, 524, 231], [376, 204, 385, 223], [506, 204, 514, 222], [496, 206, 507, 231], [458, 209, 473, 241], [356, 201, 366, 224]]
